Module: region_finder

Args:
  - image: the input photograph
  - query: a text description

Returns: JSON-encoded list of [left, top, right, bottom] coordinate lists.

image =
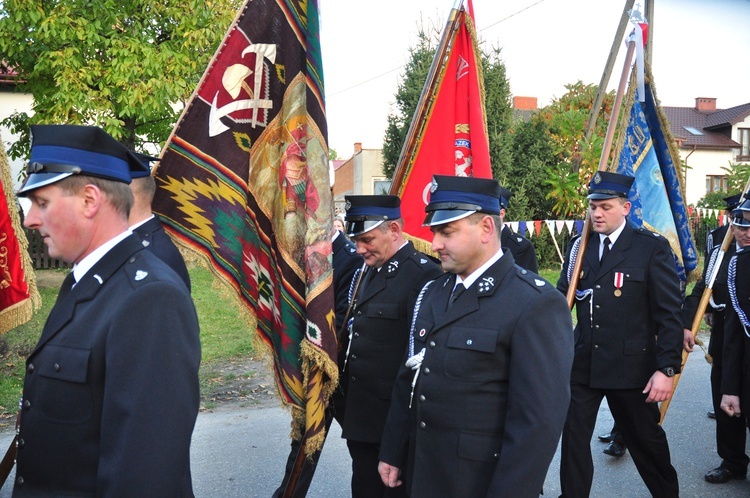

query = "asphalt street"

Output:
[[0, 333, 748, 497]]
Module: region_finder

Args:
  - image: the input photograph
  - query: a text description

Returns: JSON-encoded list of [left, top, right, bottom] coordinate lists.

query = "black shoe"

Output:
[[598, 432, 614, 443], [707, 410, 716, 419], [603, 441, 626, 457], [704, 467, 747, 484]]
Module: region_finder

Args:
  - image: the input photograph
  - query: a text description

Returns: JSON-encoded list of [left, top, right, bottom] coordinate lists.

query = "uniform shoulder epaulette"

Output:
[[515, 267, 550, 293], [635, 227, 660, 238]]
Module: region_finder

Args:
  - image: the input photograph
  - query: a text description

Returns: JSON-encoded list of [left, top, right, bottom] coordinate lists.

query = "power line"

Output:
[[326, 0, 547, 98]]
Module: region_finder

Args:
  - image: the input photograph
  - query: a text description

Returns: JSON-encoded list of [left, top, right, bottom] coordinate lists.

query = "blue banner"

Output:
[[617, 83, 698, 286]]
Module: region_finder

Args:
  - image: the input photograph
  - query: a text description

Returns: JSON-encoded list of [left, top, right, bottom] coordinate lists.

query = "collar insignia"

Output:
[[388, 260, 399, 273], [478, 277, 495, 293], [135, 270, 149, 281], [141, 239, 150, 247]]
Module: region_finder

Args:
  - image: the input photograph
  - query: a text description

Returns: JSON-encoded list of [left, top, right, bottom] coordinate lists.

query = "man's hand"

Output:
[[683, 328, 694, 352], [721, 395, 742, 417], [643, 370, 674, 403], [378, 461, 403, 488]]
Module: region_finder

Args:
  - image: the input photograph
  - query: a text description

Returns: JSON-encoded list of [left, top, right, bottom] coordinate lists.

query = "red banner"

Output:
[[396, 0, 492, 244], [0, 141, 38, 335]]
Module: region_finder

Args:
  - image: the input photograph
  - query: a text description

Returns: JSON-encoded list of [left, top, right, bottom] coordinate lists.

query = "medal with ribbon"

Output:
[[614, 272, 624, 297]]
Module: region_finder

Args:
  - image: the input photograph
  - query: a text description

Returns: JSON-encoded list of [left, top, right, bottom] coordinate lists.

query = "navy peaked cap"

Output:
[[587, 171, 635, 200], [344, 195, 401, 236], [498, 186, 513, 210], [18, 125, 148, 195], [423, 175, 501, 227], [130, 151, 160, 179]]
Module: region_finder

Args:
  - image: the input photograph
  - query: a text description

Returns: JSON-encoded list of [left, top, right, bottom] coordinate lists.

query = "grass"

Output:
[[0, 266, 257, 423]]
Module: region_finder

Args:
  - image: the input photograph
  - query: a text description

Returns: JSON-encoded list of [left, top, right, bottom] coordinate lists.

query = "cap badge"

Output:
[[430, 178, 438, 193], [478, 277, 495, 293], [345, 200, 352, 210], [593, 172, 602, 184], [135, 270, 149, 281]]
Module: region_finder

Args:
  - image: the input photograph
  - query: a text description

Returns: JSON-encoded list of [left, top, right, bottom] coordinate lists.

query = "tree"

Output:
[[381, 29, 435, 180], [537, 81, 615, 218], [0, 0, 242, 158]]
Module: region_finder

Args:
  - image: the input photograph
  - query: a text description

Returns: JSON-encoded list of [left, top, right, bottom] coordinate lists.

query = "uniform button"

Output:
[[626, 274, 630, 278], [54, 363, 61, 372], [493, 452, 500, 459], [466, 339, 473, 346], [419, 395, 426, 402], [356, 311, 362, 316], [419, 421, 426, 429], [23, 400, 31, 410], [594, 344, 599, 349], [377, 311, 383, 316], [350, 354, 356, 360], [423, 367, 430, 375], [16, 476, 23, 485], [27, 364, 34, 374], [17, 438, 24, 448], [351, 376, 357, 381], [595, 285, 601, 289], [595, 325, 600, 329], [595, 305, 600, 309], [429, 341, 436, 349], [129, 256, 136, 263], [354, 332, 360, 338]]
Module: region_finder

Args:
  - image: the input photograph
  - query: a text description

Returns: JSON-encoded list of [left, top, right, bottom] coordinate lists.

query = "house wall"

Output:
[[681, 148, 735, 204], [0, 89, 33, 192]]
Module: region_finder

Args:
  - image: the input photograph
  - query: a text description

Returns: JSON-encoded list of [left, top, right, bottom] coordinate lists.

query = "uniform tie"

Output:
[[57, 272, 76, 302], [448, 283, 466, 308], [600, 236, 611, 267]]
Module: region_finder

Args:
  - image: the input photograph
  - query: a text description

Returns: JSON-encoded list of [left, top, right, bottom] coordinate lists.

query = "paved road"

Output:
[[0, 334, 748, 496]]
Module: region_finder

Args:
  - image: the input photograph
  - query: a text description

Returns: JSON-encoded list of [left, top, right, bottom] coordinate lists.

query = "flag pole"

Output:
[[566, 39, 636, 308], [659, 181, 750, 423], [389, 0, 464, 195]]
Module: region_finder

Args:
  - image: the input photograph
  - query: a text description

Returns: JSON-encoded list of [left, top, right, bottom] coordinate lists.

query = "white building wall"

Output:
[[681, 148, 735, 205], [0, 90, 33, 192]]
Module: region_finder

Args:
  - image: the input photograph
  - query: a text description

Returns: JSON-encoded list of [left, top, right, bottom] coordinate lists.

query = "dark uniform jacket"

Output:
[[341, 241, 442, 443], [683, 243, 736, 365], [557, 224, 683, 389], [380, 252, 573, 497], [331, 232, 363, 420], [133, 215, 191, 291], [501, 225, 538, 273], [722, 248, 750, 400], [14, 235, 201, 497]]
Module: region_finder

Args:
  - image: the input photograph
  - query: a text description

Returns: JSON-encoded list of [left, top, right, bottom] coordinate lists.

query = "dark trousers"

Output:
[[346, 440, 408, 498], [711, 365, 749, 474], [561, 384, 679, 498]]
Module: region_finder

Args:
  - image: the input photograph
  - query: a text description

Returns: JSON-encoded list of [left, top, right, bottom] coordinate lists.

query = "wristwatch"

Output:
[[659, 367, 676, 378]]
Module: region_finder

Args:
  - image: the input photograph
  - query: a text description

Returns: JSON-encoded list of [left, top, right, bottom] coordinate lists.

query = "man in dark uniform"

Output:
[[706, 193, 741, 257], [342, 195, 442, 498], [15, 125, 201, 496], [719, 197, 750, 474], [683, 193, 749, 484], [273, 224, 363, 497], [378, 175, 573, 497], [557, 171, 682, 498], [498, 186, 538, 273], [128, 152, 191, 291]]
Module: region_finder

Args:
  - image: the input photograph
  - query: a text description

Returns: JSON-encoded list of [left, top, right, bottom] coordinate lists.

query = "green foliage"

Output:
[[721, 160, 750, 194], [696, 190, 731, 210], [537, 82, 615, 218], [381, 30, 436, 179], [0, 0, 242, 158]]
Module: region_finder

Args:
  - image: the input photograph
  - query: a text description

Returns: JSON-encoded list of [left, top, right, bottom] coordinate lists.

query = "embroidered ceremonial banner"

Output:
[[615, 67, 698, 288], [152, 0, 336, 452], [393, 0, 492, 246], [0, 134, 39, 334]]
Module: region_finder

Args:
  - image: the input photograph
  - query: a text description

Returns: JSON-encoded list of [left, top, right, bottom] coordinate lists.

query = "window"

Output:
[[706, 175, 728, 193], [683, 126, 704, 136], [373, 178, 392, 195], [738, 128, 750, 160]]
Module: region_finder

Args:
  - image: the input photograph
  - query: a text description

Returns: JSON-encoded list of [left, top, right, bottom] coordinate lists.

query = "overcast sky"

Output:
[[319, 0, 750, 157]]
